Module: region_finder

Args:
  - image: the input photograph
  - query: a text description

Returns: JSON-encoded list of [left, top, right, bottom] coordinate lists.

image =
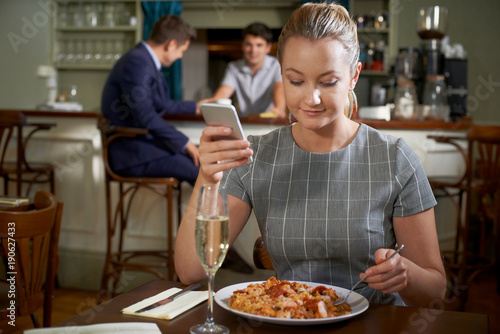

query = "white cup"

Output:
[[215, 99, 232, 105]]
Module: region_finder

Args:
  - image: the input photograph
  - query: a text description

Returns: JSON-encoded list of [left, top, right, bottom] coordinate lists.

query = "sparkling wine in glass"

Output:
[[190, 185, 230, 334]]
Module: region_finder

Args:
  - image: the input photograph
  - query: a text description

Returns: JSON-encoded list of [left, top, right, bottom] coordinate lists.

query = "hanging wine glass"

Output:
[[113, 39, 124, 62], [104, 39, 114, 64], [94, 39, 104, 64]]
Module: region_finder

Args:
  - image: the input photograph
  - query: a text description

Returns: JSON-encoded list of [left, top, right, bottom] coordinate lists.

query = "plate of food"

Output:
[[214, 277, 369, 326]]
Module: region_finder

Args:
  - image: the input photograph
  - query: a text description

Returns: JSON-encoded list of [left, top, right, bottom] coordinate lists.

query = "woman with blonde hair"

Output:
[[175, 2, 446, 307]]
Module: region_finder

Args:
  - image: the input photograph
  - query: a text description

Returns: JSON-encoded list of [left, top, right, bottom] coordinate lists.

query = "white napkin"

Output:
[[47, 101, 83, 111], [24, 322, 161, 333], [122, 287, 208, 320]]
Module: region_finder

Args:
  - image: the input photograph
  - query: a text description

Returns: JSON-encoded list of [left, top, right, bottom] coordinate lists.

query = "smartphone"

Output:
[[200, 102, 253, 163]]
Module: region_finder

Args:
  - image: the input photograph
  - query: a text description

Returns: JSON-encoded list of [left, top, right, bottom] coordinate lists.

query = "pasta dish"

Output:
[[228, 277, 351, 319]]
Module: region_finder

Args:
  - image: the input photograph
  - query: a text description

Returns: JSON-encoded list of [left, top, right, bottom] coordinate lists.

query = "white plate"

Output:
[[214, 281, 369, 326]]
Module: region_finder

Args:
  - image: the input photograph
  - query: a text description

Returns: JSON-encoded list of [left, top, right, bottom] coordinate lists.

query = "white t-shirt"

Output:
[[221, 55, 282, 116]]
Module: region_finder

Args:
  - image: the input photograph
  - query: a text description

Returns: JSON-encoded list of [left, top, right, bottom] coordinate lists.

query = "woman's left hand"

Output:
[[361, 248, 408, 295]]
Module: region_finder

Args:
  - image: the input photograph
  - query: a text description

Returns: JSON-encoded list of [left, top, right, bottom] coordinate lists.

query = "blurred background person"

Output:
[[101, 15, 210, 185], [211, 22, 286, 118]]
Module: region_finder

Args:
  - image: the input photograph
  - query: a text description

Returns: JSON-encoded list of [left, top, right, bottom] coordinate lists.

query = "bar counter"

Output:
[[16, 109, 473, 131]]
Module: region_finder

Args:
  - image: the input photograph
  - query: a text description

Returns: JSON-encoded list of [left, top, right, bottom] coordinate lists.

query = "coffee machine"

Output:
[[415, 6, 451, 121], [415, 6, 468, 121], [417, 6, 448, 76]]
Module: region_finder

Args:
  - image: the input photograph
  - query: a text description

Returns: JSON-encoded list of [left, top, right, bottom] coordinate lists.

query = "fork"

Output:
[[334, 244, 405, 306]]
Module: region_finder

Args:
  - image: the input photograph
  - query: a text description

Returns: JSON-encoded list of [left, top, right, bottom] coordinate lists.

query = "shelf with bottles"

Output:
[[359, 39, 390, 75], [357, 27, 389, 35], [351, 0, 395, 76], [360, 70, 389, 76]]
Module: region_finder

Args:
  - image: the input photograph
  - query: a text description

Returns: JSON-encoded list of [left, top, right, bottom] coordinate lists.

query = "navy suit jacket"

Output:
[[101, 42, 196, 171]]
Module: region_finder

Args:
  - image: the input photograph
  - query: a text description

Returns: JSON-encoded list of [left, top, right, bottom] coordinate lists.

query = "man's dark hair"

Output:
[[149, 15, 197, 45], [242, 22, 273, 44]]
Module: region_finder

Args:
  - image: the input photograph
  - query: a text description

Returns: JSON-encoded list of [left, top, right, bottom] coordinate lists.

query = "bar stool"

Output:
[[98, 116, 182, 301], [0, 110, 55, 197]]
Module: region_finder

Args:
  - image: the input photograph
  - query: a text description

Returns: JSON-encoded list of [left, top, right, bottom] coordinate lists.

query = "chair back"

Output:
[[97, 114, 149, 182], [467, 125, 500, 194], [463, 125, 500, 260], [0, 189, 63, 327], [1, 110, 55, 197], [253, 236, 274, 271], [0, 110, 25, 172]]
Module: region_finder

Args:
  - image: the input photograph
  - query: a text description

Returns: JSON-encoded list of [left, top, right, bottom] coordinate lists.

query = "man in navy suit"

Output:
[[101, 15, 207, 185]]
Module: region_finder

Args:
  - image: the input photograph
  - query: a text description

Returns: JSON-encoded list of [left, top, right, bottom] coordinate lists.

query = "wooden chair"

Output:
[[0, 190, 63, 328], [460, 126, 500, 293], [430, 125, 500, 307], [0, 110, 55, 197], [98, 116, 182, 301], [494, 187, 500, 295], [253, 236, 274, 271]]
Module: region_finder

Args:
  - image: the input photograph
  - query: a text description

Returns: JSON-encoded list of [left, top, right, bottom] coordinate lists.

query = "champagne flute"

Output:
[[190, 185, 230, 334]]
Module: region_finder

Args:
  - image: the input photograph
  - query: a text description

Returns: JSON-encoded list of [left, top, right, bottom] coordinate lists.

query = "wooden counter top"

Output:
[[19, 110, 99, 119], [4, 109, 473, 131]]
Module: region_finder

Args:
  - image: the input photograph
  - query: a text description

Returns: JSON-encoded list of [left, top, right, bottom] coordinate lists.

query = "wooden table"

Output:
[[55, 280, 488, 334]]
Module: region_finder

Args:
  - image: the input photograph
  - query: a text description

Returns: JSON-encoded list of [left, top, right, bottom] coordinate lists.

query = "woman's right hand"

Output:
[[198, 125, 253, 184], [176, 125, 253, 285]]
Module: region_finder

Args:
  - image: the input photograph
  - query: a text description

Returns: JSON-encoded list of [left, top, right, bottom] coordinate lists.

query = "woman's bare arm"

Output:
[[362, 208, 447, 307], [174, 126, 253, 284]]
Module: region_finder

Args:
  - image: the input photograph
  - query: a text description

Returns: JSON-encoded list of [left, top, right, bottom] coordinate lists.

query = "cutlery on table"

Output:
[[334, 244, 405, 306], [135, 283, 202, 313]]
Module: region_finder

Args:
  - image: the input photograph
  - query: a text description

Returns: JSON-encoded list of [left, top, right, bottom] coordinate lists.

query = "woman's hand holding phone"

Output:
[[198, 125, 253, 184], [196, 103, 254, 184]]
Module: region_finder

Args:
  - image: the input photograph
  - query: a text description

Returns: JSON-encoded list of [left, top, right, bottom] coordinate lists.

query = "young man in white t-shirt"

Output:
[[211, 22, 286, 117]]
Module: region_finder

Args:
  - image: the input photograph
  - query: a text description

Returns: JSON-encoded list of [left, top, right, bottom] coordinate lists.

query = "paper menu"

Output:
[[24, 322, 162, 333]]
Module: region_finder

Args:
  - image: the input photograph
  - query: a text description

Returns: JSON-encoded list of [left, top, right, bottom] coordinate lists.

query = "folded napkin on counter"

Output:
[[46, 101, 83, 111], [122, 287, 208, 320], [25, 322, 161, 333]]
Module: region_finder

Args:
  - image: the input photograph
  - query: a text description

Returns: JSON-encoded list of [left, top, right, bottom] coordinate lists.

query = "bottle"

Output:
[[72, 3, 84, 27], [393, 77, 417, 120], [58, 3, 69, 27], [103, 3, 115, 27], [422, 75, 449, 121], [359, 43, 367, 70], [366, 41, 375, 70], [385, 72, 396, 104], [371, 40, 386, 72]]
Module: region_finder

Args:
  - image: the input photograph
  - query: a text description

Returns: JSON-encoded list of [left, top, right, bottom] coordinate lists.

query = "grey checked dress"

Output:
[[221, 123, 437, 304]]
